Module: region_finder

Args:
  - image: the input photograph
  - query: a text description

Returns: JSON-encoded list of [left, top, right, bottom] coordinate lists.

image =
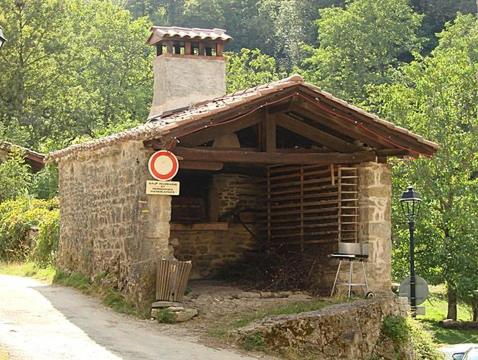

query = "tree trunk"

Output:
[[447, 286, 458, 320], [472, 299, 478, 322]]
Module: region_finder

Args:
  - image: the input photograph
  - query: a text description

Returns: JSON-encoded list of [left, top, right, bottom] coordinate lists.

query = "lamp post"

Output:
[[0, 26, 6, 49], [400, 186, 422, 317]]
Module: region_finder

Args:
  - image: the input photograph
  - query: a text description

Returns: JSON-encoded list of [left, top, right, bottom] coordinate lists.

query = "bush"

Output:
[[0, 150, 32, 202], [382, 315, 410, 344], [0, 196, 59, 263], [408, 318, 442, 359], [381, 315, 442, 360], [242, 332, 265, 351]]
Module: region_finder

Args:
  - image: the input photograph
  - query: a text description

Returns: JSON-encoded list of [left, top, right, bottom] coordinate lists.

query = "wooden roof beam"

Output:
[[297, 90, 434, 155], [290, 103, 385, 149], [177, 110, 264, 146], [173, 147, 377, 165], [275, 113, 364, 153]]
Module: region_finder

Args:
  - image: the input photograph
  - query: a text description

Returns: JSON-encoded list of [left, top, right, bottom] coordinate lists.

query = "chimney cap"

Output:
[[147, 26, 232, 45]]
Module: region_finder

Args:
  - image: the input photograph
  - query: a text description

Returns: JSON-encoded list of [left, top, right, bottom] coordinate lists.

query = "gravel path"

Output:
[[0, 275, 258, 360]]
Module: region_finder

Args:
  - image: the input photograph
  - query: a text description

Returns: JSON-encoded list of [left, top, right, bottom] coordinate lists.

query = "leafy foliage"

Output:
[[0, 0, 153, 148], [0, 197, 59, 263], [382, 315, 410, 344], [300, 0, 423, 103], [371, 14, 478, 318], [0, 149, 32, 202], [226, 49, 282, 93]]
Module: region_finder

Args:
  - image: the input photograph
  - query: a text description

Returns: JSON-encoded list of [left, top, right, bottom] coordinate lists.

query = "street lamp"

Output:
[[400, 186, 422, 317], [0, 26, 6, 49]]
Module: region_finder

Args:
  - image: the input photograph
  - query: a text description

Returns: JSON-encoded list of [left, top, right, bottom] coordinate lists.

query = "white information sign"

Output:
[[146, 180, 180, 196]]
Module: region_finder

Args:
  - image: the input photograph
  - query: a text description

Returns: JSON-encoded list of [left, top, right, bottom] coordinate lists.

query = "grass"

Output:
[[416, 285, 478, 345], [0, 348, 9, 360], [0, 261, 56, 283], [0, 262, 146, 318], [231, 298, 338, 328]]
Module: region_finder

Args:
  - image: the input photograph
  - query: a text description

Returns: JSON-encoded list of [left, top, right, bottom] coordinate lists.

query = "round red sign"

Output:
[[148, 150, 179, 181]]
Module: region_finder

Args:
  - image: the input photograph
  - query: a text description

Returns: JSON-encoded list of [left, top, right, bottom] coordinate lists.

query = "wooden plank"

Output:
[[179, 112, 264, 146], [173, 147, 377, 165], [276, 114, 363, 152], [262, 111, 276, 152], [180, 160, 223, 171], [290, 104, 385, 149], [300, 165, 304, 252]]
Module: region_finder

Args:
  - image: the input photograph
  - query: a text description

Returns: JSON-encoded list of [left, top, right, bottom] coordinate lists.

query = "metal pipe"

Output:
[[409, 220, 416, 317]]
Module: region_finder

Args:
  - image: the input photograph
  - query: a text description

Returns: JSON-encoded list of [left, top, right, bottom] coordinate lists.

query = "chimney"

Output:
[[147, 26, 232, 118]]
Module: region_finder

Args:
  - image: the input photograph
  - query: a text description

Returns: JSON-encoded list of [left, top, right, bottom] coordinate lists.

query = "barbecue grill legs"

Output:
[[331, 260, 342, 297], [330, 259, 369, 298]]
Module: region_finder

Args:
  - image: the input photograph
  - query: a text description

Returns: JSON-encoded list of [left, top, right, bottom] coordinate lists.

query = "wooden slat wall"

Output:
[[258, 164, 359, 250]]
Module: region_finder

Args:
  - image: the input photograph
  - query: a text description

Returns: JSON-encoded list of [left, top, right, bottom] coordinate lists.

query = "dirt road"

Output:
[[0, 275, 258, 360]]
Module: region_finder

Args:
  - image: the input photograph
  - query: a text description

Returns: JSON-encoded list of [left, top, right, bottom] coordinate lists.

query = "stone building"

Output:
[[49, 27, 438, 309]]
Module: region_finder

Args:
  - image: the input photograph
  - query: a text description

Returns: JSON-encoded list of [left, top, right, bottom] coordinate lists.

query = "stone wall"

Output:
[[209, 173, 262, 221], [238, 296, 410, 359], [358, 162, 392, 293], [57, 140, 172, 309], [171, 223, 257, 278]]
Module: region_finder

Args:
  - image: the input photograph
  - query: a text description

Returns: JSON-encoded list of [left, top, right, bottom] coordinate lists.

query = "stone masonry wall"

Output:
[[357, 162, 392, 293], [209, 173, 261, 221], [172, 172, 261, 279], [57, 140, 172, 309], [171, 223, 257, 279]]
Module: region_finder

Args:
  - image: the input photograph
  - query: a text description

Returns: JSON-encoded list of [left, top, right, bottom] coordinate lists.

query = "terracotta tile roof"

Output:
[[48, 75, 438, 161], [0, 141, 45, 169], [147, 26, 232, 45], [0, 141, 44, 160]]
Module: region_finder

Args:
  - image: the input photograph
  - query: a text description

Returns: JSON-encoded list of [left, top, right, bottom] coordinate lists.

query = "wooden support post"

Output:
[[267, 167, 271, 247], [300, 165, 304, 252], [216, 42, 224, 56], [261, 111, 276, 153], [184, 41, 192, 55]]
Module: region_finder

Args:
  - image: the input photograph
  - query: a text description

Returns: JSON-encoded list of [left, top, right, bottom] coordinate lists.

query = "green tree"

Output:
[[0, 0, 153, 149], [225, 48, 282, 93], [371, 14, 478, 320], [301, 0, 423, 103], [0, 149, 32, 202]]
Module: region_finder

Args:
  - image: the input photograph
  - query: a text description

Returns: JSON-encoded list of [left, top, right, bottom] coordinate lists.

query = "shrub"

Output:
[[382, 315, 410, 344], [242, 332, 265, 351], [381, 315, 441, 360], [0, 196, 59, 263], [0, 149, 32, 202], [407, 318, 442, 359]]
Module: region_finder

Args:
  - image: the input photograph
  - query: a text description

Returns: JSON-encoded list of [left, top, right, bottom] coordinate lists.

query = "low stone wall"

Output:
[[171, 223, 257, 278], [238, 296, 410, 359]]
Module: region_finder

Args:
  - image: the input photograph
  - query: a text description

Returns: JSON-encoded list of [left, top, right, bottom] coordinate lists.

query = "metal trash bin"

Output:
[[156, 259, 192, 302]]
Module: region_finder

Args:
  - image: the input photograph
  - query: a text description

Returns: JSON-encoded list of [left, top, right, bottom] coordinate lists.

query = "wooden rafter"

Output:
[[290, 104, 386, 149], [275, 113, 364, 153], [173, 147, 377, 165], [297, 90, 435, 155], [178, 111, 264, 146]]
